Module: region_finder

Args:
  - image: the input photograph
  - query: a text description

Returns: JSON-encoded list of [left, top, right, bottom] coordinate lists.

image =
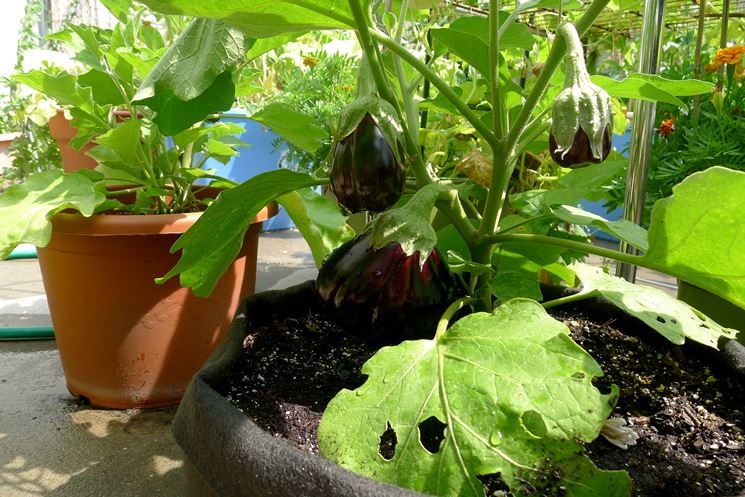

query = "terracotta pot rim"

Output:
[[50, 204, 276, 236]]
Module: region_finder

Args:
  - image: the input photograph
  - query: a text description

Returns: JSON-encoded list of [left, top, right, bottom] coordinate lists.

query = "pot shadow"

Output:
[[0, 340, 186, 497]]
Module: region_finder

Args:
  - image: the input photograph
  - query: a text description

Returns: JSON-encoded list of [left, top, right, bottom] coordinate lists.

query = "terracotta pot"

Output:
[[0, 132, 19, 171], [36, 203, 276, 409], [47, 110, 97, 172]]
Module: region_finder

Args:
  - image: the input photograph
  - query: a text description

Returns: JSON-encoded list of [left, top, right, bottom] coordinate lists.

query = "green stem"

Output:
[[370, 29, 496, 145], [482, 233, 646, 267], [541, 290, 598, 310], [489, 0, 503, 140], [435, 190, 478, 244], [348, 0, 398, 108], [435, 297, 480, 340]]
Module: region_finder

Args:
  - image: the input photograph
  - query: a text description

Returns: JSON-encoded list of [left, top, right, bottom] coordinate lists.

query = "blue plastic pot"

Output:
[[205, 110, 295, 232]]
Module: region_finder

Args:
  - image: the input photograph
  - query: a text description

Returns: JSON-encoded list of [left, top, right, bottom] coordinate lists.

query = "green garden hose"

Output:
[[0, 326, 54, 340]]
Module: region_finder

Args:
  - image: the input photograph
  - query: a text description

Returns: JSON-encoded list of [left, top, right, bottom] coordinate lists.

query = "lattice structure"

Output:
[[44, 0, 117, 34]]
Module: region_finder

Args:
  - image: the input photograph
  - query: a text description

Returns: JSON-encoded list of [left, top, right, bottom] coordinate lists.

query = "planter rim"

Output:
[[50, 204, 276, 236]]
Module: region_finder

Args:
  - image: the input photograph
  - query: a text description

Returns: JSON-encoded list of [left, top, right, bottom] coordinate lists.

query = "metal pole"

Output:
[[717, 0, 731, 83], [693, 0, 706, 119], [616, 0, 667, 282]]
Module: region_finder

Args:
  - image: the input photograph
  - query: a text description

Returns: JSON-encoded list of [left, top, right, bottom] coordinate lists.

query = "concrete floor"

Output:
[[0, 230, 318, 497], [0, 231, 676, 497]]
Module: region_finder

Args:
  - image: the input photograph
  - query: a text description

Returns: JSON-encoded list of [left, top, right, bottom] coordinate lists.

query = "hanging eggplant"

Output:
[[316, 232, 458, 345], [330, 58, 406, 212], [549, 22, 613, 168]]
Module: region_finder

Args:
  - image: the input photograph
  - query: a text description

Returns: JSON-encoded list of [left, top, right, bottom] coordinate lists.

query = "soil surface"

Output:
[[214, 305, 745, 497]]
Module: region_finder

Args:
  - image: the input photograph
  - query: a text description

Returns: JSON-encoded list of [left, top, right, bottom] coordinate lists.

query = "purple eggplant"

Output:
[[330, 114, 405, 213], [549, 125, 611, 168], [316, 232, 458, 345]]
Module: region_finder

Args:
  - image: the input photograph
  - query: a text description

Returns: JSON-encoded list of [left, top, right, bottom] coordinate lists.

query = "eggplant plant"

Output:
[[9, 0, 745, 495]]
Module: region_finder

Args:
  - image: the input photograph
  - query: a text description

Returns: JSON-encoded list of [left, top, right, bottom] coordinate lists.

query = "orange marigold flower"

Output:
[[705, 62, 718, 73], [303, 56, 319, 67], [711, 45, 745, 68], [657, 117, 674, 138]]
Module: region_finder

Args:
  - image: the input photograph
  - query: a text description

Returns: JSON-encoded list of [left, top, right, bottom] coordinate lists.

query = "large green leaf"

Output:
[[641, 167, 745, 311], [550, 205, 648, 252], [250, 103, 329, 153], [158, 169, 321, 297], [319, 300, 629, 497], [569, 263, 737, 348], [489, 249, 544, 302], [140, 71, 236, 135], [134, 18, 253, 133], [591, 74, 714, 107], [136, 18, 252, 102], [277, 188, 354, 267], [137, 0, 356, 37], [0, 171, 106, 259], [430, 15, 533, 78], [13, 71, 97, 115]]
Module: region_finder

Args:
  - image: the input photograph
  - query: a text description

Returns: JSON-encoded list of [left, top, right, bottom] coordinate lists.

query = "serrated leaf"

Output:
[[319, 300, 629, 497], [136, 18, 252, 102], [0, 170, 106, 258], [13, 71, 97, 115], [551, 205, 648, 252], [641, 167, 745, 311], [90, 119, 142, 165], [570, 263, 737, 348], [369, 183, 449, 261], [250, 103, 328, 153], [158, 169, 321, 297], [277, 188, 354, 267]]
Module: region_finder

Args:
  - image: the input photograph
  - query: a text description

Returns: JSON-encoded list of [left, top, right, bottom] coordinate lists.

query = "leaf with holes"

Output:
[[569, 263, 737, 348], [318, 300, 629, 497]]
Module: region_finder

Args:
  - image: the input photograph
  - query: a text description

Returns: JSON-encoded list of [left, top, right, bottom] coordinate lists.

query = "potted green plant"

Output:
[[0, 8, 276, 408], [124, 0, 745, 494]]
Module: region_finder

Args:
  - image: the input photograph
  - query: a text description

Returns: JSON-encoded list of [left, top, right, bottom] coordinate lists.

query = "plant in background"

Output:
[[0, 6, 255, 257], [5, 0, 745, 495], [0, 0, 63, 183], [265, 48, 358, 173]]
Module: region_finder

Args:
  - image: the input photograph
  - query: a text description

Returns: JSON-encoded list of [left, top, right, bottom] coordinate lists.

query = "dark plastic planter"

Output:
[[676, 280, 745, 377], [172, 281, 744, 497], [171, 281, 427, 497]]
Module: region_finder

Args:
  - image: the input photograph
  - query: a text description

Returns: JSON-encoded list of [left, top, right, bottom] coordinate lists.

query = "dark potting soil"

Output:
[[213, 306, 745, 497]]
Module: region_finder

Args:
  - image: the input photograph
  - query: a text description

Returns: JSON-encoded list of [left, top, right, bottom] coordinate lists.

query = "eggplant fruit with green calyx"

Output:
[[315, 232, 458, 345]]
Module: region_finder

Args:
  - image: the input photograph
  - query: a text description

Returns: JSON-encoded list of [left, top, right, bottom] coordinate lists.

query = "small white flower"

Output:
[[601, 417, 640, 450]]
